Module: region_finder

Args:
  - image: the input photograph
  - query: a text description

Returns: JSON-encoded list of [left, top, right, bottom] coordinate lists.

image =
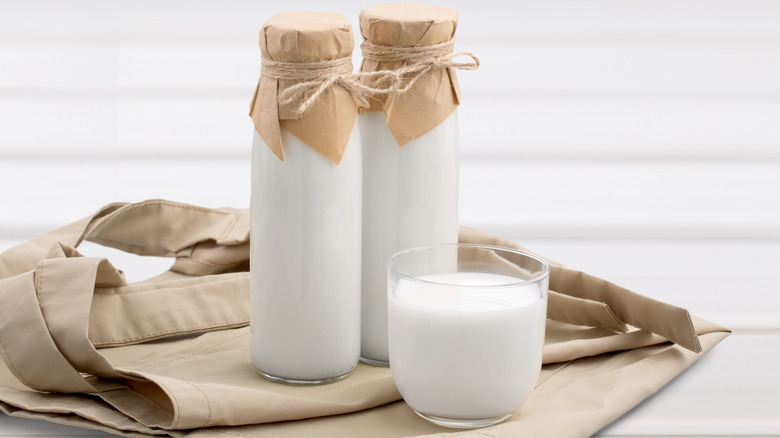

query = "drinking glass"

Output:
[[387, 243, 550, 428]]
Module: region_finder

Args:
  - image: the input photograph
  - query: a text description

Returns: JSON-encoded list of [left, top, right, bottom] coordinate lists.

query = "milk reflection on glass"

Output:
[[387, 244, 549, 428]]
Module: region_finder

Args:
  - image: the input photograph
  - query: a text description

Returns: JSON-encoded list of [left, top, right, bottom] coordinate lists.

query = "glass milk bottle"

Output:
[[248, 12, 362, 384], [358, 3, 476, 365]]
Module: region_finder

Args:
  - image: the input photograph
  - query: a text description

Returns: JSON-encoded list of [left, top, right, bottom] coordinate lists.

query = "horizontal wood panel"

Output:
[[0, 160, 251, 236], [458, 98, 780, 159], [461, 161, 780, 237], [508, 238, 780, 330], [3, 0, 780, 37], [4, 37, 779, 94], [511, 238, 780, 278], [2, 96, 779, 159], [1, 160, 778, 238], [2, 2, 779, 160]]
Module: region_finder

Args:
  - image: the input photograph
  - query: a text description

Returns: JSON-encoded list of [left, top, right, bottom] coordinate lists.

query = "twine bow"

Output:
[[360, 39, 480, 94], [261, 39, 480, 115], [263, 57, 399, 115]]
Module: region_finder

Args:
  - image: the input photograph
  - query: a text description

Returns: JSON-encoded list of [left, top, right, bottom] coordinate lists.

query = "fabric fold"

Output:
[[0, 201, 729, 437], [459, 226, 702, 352], [547, 290, 628, 333]]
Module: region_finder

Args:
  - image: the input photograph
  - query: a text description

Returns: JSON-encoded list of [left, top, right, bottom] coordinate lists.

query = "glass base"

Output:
[[255, 368, 352, 386], [413, 411, 512, 429], [360, 356, 390, 367]]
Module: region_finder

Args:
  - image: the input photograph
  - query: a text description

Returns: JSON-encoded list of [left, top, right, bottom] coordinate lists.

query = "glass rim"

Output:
[[387, 243, 551, 289]]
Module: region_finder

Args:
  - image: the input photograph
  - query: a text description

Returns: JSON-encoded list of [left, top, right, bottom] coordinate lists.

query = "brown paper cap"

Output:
[[359, 3, 461, 146], [249, 12, 358, 164]]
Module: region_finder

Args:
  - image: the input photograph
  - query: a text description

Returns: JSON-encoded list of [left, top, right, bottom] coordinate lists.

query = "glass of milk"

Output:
[[387, 244, 549, 428]]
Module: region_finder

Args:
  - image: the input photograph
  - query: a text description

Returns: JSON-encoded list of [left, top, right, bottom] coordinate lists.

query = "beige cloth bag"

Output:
[[0, 200, 729, 437]]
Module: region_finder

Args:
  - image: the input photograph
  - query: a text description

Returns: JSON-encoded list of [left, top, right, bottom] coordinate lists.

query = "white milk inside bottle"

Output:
[[250, 128, 362, 383], [360, 110, 459, 365], [248, 11, 362, 384], [359, 2, 475, 366]]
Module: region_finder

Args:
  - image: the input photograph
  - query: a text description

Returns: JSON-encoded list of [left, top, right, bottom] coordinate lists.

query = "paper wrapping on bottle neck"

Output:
[[359, 2, 461, 147], [249, 12, 359, 165]]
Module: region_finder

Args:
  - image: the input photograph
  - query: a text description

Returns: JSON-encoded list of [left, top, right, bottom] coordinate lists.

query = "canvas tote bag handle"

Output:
[[0, 199, 250, 280], [0, 201, 251, 391], [0, 199, 252, 348], [459, 227, 702, 352], [82, 199, 250, 276], [0, 244, 208, 429]]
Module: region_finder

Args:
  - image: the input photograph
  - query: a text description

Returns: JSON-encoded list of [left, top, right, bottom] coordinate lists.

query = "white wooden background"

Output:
[[1, 0, 779, 436]]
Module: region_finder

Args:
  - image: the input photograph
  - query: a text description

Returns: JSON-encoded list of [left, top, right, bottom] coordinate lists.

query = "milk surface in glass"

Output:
[[250, 127, 362, 383], [388, 272, 547, 421], [360, 110, 459, 365]]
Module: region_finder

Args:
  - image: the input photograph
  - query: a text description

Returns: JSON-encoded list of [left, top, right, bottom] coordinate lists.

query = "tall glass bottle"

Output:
[[249, 12, 362, 384], [358, 3, 465, 366]]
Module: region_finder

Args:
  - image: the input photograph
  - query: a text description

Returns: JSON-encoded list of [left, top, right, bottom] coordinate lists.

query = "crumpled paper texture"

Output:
[[359, 3, 462, 146], [249, 12, 359, 164]]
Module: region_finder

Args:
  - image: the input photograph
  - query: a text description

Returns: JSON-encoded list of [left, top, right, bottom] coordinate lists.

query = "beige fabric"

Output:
[[0, 200, 729, 437]]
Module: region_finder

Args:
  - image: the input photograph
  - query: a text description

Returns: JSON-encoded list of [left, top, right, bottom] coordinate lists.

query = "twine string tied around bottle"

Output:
[[261, 40, 479, 115], [262, 56, 400, 115], [360, 39, 480, 94]]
